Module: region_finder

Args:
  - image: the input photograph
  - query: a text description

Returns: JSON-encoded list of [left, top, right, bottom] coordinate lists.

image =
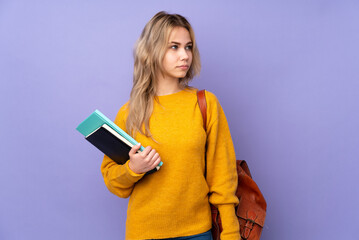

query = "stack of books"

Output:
[[76, 110, 162, 175]]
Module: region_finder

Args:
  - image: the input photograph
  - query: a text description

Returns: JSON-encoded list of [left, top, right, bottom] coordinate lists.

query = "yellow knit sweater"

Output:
[[101, 88, 239, 240]]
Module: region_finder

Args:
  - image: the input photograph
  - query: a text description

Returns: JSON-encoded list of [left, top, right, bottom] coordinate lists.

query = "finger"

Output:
[[150, 152, 160, 162], [141, 146, 152, 157], [151, 157, 162, 169], [145, 149, 157, 162], [129, 143, 141, 156]]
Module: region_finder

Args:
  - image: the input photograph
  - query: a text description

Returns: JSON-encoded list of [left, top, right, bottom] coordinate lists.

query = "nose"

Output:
[[179, 48, 189, 61]]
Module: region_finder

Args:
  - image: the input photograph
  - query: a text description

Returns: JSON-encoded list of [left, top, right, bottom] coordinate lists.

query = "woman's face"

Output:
[[161, 27, 193, 81]]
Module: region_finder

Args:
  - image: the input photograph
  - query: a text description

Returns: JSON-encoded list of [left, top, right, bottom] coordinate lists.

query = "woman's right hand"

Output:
[[128, 143, 161, 174]]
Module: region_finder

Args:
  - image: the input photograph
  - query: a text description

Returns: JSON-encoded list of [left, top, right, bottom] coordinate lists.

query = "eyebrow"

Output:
[[169, 41, 193, 45]]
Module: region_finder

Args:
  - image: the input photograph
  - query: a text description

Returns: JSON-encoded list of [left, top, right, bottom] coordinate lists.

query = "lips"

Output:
[[177, 65, 189, 70]]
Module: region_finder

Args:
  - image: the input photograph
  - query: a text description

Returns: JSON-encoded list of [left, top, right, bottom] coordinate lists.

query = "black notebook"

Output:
[[86, 124, 158, 175]]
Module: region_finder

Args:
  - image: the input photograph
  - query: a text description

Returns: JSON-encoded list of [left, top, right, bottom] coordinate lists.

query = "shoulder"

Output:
[[203, 90, 221, 111], [114, 101, 130, 125], [118, 101, 130, 114], [190, 87, 222, 111], [204, 90, 219, 103], [188, 87, 219, 103]]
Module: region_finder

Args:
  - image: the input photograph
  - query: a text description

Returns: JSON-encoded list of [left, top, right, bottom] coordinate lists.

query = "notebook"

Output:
[[76, 110, 163, 173]]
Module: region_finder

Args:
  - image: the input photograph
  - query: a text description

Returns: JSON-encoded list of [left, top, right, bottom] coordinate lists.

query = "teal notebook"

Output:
[[76, 109, 163, 167], [76, 109, 145, 151]]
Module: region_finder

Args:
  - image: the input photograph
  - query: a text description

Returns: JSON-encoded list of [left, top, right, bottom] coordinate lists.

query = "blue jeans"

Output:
[[150, 230, 213, 240]]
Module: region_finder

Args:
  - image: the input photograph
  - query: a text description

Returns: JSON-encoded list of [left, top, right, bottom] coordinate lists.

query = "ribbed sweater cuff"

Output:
[[124, 161, 145, 182], [217, 204, 240, 240]]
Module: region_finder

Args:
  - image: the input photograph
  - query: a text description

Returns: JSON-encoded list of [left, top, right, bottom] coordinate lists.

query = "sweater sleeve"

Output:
[[100, 103, 145, 198], [205, 91, 240, 240]]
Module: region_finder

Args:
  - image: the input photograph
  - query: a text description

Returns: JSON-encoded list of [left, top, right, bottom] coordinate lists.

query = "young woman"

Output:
[[101, 11, 240, 240]]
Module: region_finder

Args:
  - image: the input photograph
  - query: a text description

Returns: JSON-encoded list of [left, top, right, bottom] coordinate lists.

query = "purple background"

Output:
[[1, 1, 358, 239]]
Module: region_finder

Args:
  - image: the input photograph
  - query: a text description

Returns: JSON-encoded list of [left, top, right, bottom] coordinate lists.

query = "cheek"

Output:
[[162, 55, 170, 69], [188, 52, 193, 64], [164, 54, 177, 68]]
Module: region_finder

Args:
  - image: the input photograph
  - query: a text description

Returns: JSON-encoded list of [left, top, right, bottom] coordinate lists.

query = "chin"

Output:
[[168, 71, 188, 79], [176, 73, 188, 78]]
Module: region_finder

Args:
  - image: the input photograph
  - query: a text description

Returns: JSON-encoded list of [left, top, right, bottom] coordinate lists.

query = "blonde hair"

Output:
[[126, 11, 201, 139]]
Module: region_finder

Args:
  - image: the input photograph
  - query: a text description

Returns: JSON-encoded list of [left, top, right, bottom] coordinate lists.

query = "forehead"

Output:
[[168, 27, 192, 43]]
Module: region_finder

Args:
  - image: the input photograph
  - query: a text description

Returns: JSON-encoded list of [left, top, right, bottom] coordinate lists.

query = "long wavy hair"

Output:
[[126, 11, 201, 139]]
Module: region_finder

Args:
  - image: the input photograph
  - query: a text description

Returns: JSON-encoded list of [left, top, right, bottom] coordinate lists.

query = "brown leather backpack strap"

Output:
[[197, 90, 207, 131], [197, 89, 208, 179]]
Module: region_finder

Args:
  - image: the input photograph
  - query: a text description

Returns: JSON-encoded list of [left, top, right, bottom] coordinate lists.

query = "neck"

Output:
[[156, 75, 183, 96]]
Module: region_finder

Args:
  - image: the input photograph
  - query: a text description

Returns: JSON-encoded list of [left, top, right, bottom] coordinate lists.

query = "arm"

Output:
[[100, 104, 144, 198], [101, 155, 144, 198], [205, 91, 240, 240]]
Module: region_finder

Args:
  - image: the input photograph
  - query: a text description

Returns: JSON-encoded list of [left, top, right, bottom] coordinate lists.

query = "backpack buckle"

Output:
[[242, 210, 257, 239]]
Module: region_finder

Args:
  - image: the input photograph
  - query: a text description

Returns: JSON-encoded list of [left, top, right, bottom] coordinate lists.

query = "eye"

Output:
[[185, 45, 193, 50], [170, 45, 178, 50]]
